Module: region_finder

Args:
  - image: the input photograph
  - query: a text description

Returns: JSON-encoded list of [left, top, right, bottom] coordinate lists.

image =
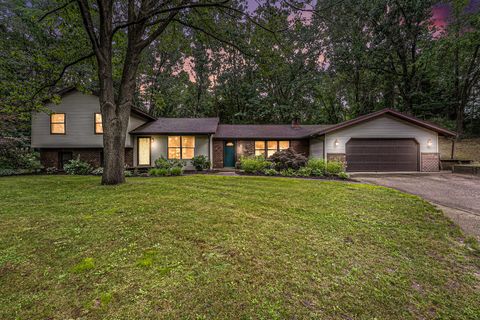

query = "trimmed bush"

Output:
[[192, 155, 210, 171], [170, 167, 183, 176], [154, 156, 186, 170], [263, 168, 278, 176], [149, 168, 170, 176], [240, 156, 271, 173], [45, 167, 59, 175], [297, 167, 313, 177], [325, 161, 345, 176], [124, 170, 133, 177], [269, 149, 307, 170], [64, 157, 92, 175], [280, 168, 297, 177], [338, 172, 349, 180], [0, 168, 17, 176], [306, 159, 326, 174]]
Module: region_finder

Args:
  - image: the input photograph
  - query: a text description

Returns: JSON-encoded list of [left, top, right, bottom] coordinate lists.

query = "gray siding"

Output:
[[31, 91, 148, 148], [325, 115, 438, 154], [309, 138, 324, 159], [136, 135, 210, 169]]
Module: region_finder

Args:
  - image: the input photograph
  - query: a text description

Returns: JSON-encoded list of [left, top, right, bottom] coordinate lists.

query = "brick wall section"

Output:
[[125, 148, 133, 167], [40, 150, 59, 168], [236, 140, 255, 160], [290, 139, 309, 156], [213, 140, 224, 168], [421, 153, 440, 172], [327, 153, 346, 164], [73, 149, 103, 167]]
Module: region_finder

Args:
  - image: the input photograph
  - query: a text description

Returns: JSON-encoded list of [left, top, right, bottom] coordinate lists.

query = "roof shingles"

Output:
[[130, 118, 220, 134]]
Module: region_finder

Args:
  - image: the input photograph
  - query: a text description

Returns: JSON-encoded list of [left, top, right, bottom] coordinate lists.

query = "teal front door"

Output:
[[223, 142, 236, 167]]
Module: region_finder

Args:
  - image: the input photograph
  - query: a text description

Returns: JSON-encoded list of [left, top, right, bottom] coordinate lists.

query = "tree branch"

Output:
[[172, 18, 253, 57], [38, 0, 76, 22], [31, 52, 95, 101]]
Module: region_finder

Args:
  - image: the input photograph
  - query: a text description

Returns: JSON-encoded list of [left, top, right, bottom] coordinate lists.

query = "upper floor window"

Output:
[[50, 113, 65, 134], [168, 136, 195, 159], [94, 113, 103, 134], [255, 140, 290, 157]]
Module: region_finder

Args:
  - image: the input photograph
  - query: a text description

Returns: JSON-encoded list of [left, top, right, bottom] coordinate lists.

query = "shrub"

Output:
[[325, 161, 345, 176], [0, 168, 17, 176], [170, 167, 183, 176], [148, 168, 170, 176], [263, 168, 278, 176], [91, 167, 104, 176], [154, 156, 186, 169], [124, 170, 133, 177], [337, 172, 349, 180], [306, 159, 326, 174], [45, 167, 59, 175], [240, 156, 271, 173], [297, 167, 313, 177], [280, 168, 297, 177], [63, 157, 92, 175], [310, 168, 324, 177], [192, 155, 210, 171], [269, 149, 307, 170]]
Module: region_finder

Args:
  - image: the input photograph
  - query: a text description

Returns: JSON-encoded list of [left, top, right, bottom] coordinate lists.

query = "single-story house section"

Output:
[[31, 89, 456, 172]]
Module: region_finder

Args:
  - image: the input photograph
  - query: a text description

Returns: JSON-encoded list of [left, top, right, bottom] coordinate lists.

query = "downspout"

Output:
[[209, 134, 213, 169]]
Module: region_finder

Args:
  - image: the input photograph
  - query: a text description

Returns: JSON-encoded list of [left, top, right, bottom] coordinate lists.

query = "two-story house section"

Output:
[[31, 88, 156, 169]]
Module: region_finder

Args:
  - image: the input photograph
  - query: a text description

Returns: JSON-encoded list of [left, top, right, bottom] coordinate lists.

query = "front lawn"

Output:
[[0, 175, 479, 319]]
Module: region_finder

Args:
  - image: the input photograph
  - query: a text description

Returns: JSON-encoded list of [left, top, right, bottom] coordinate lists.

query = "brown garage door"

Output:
[[346, 138, 419, 172]]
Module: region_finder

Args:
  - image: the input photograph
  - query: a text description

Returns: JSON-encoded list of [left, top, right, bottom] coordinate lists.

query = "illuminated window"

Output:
[[50, 113, 65, 134], [255, 140, 290, 157], [168, 136, 195, 159], [94, 113, 103, 134], [255, 141, 266, 157], [138, 137, 151, 166]]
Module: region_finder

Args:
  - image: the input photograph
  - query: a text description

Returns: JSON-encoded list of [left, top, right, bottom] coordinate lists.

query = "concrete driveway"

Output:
[[354, 172, 480, 239]]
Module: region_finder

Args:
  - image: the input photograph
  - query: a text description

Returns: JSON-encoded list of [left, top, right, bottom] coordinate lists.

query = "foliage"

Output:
[[239, 156, 271, 173], [307, 158, 326, 176], [63, 157, 92, 175], [45, 167, 59, 175], [124, 170, 133, 177], [91, 167, 104, 176], [191, 155, 210, 171], [279, 168, 297, 177], [154, 156, 186, 170], [148, 168, 170, 177], [297, 167, 313, 177], [269, 149, 307, 171], [325, 161, 345, 176], [0, 168, 18, 176], [169, 167, 183, 176], [338, 172, 349, 180], [263, 168, 279, 176]]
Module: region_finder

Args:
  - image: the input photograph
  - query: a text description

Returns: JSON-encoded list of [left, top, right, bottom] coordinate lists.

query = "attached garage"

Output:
[[346, 138, 419, 172], [313, 109, 457, 172]]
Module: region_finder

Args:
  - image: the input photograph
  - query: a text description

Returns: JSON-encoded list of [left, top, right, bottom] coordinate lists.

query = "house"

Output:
[[31, 89, 456, 172]]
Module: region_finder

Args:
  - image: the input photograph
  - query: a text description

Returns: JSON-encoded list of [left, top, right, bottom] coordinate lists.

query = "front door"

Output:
[[223, 141, 236, 167]]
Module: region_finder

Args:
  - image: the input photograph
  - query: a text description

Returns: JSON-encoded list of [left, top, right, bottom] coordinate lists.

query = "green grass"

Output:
[[0, 175, 479, 319]]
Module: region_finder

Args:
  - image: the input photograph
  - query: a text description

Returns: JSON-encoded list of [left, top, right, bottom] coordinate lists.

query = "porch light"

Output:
[[427, 139, 432, 147], [334, 139, 339, 147]]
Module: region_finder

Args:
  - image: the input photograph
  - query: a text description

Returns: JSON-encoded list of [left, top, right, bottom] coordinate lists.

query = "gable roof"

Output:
[[130, 118, 220, 135], [311, 108, 456, 137], [214, 124, 333, 139]]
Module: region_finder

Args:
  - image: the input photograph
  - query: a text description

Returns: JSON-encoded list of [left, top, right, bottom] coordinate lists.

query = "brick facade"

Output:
[[213, 140, 224, 168], [289, 140, 309, 156], [39, 148, 133, 169], [327, 153, 346, 164], [421, 153, 440, 172], [212, 139, 311, 168]]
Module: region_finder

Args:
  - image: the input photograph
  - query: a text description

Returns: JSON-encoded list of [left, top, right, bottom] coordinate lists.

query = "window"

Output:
[[94, 113, 103, 134], [138, 137, 151, 166], [255, 141, 266, 157], [168, 136, 195, 159], [50, 113, 65, 134], [255, 140, 290, 157]]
